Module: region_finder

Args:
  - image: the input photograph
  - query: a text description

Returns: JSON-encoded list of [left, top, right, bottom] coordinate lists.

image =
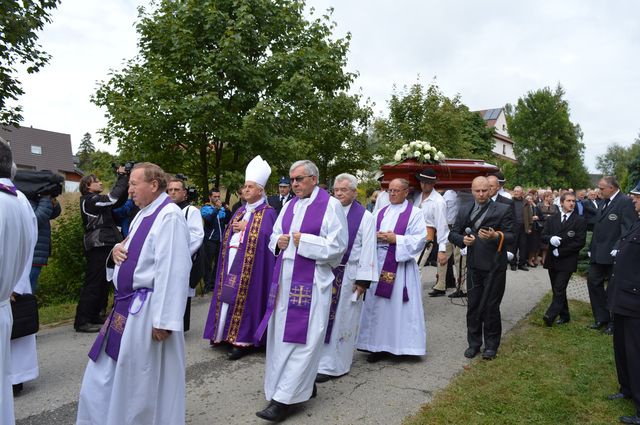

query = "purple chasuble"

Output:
[[254, 188, 330, 345], [202, 201, 275, 345], [374, 202, 413, 302], [324, 201, 365, 343], [88, 196, 172, 362], [0, 182, 17, 196]]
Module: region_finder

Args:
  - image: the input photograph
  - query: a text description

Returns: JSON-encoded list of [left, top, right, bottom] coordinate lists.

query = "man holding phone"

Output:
[[449, 177, 514, 360]]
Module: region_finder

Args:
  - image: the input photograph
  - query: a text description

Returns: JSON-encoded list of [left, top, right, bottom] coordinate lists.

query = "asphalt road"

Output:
[[14, 266, 550, 425]]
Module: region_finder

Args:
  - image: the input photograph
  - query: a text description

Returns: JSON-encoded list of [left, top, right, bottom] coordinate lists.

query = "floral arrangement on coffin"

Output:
[[393, 140, 445, 164]]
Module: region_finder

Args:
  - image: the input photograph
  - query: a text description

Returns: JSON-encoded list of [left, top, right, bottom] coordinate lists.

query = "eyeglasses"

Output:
[[291, 175, 313, 183], [388, 188, 408, 194]]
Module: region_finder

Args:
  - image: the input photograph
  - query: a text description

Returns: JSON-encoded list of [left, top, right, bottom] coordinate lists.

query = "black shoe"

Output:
[[256, 400, 290, 422], [589, 321, 607, 330], [428, 289, 446, 297], [542, 316, 554, 327], [75, 323, 102, 333], [448, 290, 466, 298], [227, 346, 252, 361], [619, 415, 640, 425], [464, 347, 480, 359], [556, 318, 570, 325], [315, 373, 333, 383], [366, 352, 387, 363], [510, 264, 517, 271], [518, 265, 529, 271], [603, 323, 614, 335], [13, 383, 23, 396], [482, 349, 497, 360], [608, 392, 631, 400]]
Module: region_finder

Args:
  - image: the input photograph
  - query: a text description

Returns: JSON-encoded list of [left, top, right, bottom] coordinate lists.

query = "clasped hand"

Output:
[[232, 220, 248, 233], [376, 231, 396, 244], [112, 239, 128, 265], [277, 232, 302, 249]]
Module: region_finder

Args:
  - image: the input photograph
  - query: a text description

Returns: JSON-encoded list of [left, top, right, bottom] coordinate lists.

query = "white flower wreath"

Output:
[[393, 140, 445, 163]]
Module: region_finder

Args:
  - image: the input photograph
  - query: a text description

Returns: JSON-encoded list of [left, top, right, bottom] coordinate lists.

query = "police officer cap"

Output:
[[278, 176, 291, 185], [415, 168, 437, 182], [630, 180, 640, 195]]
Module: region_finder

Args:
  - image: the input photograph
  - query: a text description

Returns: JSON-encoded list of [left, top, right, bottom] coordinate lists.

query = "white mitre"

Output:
[[245, 155, 271, 187]]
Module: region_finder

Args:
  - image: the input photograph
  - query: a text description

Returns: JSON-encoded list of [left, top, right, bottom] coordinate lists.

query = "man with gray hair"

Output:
[[0, 137, 35, 424], [316, 173, 377, 383], [255, 160, 347, 422]]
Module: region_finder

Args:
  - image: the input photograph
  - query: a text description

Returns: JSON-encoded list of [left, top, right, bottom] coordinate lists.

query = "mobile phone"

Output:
[[480, 226, 493, 231]]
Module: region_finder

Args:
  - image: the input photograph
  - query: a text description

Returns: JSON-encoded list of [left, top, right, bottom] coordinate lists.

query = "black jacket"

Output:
[[449, 200, 514, 272], [80, 174, 129, 250], [267, 193, 294, 215], [589, 192, 636, 265], [30, 195, 62, 265], [541, 211, 587, 272], [608, 219, 640, 318]]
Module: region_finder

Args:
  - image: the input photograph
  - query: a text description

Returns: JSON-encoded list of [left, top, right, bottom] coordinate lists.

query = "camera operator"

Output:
[[201, 188, 229, 293], [74, 168, 129, 333], [28, 189, 62, 294]]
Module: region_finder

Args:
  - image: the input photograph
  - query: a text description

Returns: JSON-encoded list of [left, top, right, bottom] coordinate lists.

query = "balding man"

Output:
[[449, 177, 514, 360]]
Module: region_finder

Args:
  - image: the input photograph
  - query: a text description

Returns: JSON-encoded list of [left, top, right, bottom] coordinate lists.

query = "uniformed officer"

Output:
[[607, 181, 640, 425]]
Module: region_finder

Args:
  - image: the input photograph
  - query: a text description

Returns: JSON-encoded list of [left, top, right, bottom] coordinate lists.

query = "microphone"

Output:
[[465, 227, 473, 235]]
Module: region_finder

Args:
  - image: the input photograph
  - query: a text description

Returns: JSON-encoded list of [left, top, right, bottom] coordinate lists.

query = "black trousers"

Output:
[[510, 224, 528, 266], [544, 270, 573, 321], [466, 268, 507, 351], [587, 263, 613, 323], [613, 314, 640, 415], [75, 246, 112, 328], [203, 239, 221, 291], [183, 296, 191, 332]]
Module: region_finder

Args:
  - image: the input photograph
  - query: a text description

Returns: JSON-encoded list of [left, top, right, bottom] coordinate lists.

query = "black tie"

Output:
[[562, 214, 567, 223], [602, 199, 610, 210]]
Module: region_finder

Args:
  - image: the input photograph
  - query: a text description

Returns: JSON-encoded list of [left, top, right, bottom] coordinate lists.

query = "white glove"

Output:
[[460, 247, 467, 256], [550, 236, 562, 247], [507, 251, 514, 261], [587, 251, 591, 258], [610, 249, 618, 257], [553, 248, 559, 257]]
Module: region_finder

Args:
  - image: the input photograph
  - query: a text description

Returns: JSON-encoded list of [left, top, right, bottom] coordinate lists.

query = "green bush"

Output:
[[38, 200, 86, 306], [576, 231, 592, 276]]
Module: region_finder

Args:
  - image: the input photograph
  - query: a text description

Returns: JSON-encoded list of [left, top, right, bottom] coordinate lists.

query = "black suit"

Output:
[[449, 200, 514, 351], [541, 211, 587, 321], [581, 199, 598, 231], [608, 218, 640, 414], [267, 193, 294, 215], [587, 193, 636, 323], [495, 195, 522, 266]]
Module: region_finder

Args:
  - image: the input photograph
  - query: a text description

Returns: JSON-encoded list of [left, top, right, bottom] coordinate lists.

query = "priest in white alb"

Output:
[[77, 162, 191, 425], [255, 160, 347, 422], [316, 173, 377, 383], [357, 178, 428, 362], [1, 138, 35, 425]]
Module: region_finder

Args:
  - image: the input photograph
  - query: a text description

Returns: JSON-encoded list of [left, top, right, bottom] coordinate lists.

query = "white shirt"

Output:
[[413, 190, 449, 252], [443, 190, 458, 225]]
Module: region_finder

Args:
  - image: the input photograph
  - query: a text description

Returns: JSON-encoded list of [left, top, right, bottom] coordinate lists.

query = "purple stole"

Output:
[[255, 188, 330, 345], [0, 182, 17, 196], [375, 202, 413, 302], [324, 201, 365, 343], [88, 196, 172, 362]]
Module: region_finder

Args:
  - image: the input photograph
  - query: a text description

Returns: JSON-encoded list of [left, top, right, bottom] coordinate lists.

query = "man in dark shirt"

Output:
[[267, 176, 294, 215], [201, 188, 229, 293]]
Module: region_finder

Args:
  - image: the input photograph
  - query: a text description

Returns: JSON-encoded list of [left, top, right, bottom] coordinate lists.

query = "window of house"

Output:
[[502, 144, 506, 155], [31, 145, 42, 155]]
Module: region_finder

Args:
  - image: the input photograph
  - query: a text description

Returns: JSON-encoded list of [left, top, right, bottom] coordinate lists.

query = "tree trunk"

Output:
[[199, 140, 209, 203]]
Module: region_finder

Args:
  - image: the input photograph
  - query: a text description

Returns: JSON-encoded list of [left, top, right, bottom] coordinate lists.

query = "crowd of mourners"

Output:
[[1, 135, 640, 425]]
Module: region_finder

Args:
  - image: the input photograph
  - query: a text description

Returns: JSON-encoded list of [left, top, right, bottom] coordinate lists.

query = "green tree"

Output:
[[506, 84, 590, 188], [76, 132, 96, 171], [93, 0, 371, 196], [0, 0, 60, 126], [595, 136, 640, 190], [372, 81, 495, 166]]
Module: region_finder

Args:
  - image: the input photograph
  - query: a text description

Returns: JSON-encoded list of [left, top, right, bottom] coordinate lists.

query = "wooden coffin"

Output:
[[380, 158, 500, 191]]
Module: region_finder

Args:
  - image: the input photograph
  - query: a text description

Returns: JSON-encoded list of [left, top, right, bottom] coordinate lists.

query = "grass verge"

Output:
[[39, 302, 76, 326], [404, 294, 635, 425]]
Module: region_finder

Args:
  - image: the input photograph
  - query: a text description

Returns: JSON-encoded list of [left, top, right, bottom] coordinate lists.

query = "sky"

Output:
[[12, 0, 640, 172]]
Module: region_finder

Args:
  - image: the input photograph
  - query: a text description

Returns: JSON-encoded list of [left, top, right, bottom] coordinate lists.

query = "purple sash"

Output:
[[88, 196, 172, 362], [374, 202, 413, 302], [325, 201, 365, 343], [254, 188, 330, 344], [0, 182, 17, 196]]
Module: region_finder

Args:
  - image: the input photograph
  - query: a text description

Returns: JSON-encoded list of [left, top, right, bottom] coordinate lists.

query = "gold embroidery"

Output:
[[110, 312, 127, 334], [379, 271, 396, 285], [289, 284, 312, 307]]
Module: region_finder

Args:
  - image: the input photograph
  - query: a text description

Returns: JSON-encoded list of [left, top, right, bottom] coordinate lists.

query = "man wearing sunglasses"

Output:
[[256, 160, 348, 422]]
